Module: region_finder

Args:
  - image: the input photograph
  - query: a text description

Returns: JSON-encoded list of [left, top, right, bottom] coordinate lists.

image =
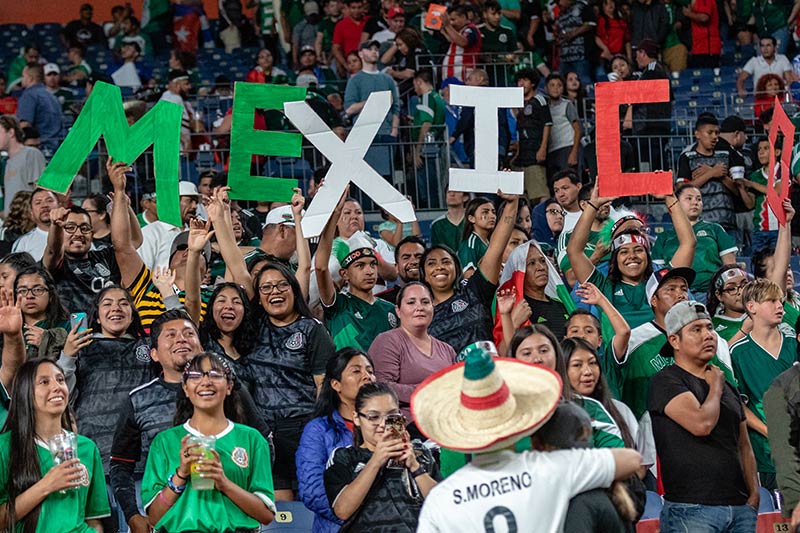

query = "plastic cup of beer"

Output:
[[48, 432, 79, 492], [189, 435, 217, 490], [730, 166, 745, 180]]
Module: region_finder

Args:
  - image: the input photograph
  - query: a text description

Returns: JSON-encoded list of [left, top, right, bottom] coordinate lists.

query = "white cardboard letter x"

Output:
[[284, 91, 416, 238]]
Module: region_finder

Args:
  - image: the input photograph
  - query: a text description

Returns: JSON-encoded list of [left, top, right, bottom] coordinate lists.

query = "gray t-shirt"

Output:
[[3, 146, 45, 215], [548, 97, 579, 153]]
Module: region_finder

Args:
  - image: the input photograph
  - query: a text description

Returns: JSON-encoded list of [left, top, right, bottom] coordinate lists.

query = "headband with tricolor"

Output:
[[611, 214, 642, 238], [341, 247, 376, 269], [715, 267, 749, 290], [612, 232, 649, 252]]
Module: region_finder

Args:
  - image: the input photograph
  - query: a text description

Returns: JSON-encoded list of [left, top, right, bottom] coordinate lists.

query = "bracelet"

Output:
[[667, 200, 679, 212], [174, 468, 188, 481], [411, 465, 427, 478], [586, 201, 599, 211], [166, 475, 185, 494], [158, 490, 174, 507]]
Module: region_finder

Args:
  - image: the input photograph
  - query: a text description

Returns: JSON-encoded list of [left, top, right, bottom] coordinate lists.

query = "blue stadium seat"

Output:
[[32, 22, 62, 35], [759, 486, 776, 513], [642, 491, 663, 520], [263, 501, 316, 531]]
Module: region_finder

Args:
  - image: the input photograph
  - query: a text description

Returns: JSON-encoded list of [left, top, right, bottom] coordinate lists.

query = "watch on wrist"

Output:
[[411, 465, 426, 478]]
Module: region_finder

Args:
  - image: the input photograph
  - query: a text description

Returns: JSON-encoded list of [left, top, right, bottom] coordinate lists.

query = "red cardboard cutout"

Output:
[[595, 80, 672, 197], [767, 96, 794, 226]]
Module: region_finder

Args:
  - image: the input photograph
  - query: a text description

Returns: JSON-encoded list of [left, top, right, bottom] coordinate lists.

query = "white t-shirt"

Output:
[[137, 220, 182, 269], [743, 54, 792, 89], [562, 209, 581, 233], [417, 448, 615, 533], [11, 227, 49, 260]]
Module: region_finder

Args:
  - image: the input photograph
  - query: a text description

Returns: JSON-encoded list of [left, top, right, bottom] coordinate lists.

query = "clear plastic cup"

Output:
[[48, 432, 81, 492], [189, 435, 216, 491]]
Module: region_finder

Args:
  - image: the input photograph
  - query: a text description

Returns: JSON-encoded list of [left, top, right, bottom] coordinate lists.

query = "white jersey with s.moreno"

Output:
[[417, 448, 615, 533]]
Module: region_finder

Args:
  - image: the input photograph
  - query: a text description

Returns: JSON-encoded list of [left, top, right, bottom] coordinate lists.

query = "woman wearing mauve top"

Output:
[[368, 282, 456, 436]]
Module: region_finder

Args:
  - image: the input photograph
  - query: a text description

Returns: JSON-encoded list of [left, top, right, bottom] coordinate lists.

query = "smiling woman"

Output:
[[12, 265, 69, 359]]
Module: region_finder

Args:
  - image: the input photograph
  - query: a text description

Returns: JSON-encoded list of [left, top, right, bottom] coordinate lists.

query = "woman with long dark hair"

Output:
[[13, 265, 69, 359], [0, 358, 110, 532], [143, 352, 275, 532], [247, 262, 336, 501], [381, 27, 432, 99], [323, 382, 438, 532], [457, 196, 496, 277], [200, 282, 255, 371], [422, 193, 518, 355], [245, 48, 288, 84], [296, 348, 376, 533]]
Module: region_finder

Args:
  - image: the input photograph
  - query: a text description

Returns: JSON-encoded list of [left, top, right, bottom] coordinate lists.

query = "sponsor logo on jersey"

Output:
[[451, 300, 468, 313], [285, 332, 305, 350], [614, 289, 624, 296], [231, 446, 249, 468], [135, 344, 152, 363]]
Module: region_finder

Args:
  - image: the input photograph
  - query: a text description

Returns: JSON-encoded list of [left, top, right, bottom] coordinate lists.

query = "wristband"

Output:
[[411, 465, 427, 478], [158, 490, 174, 507], [167, 476, 185, 494], [586, 201, 599, 211], [667, 200, 679, 212], [174, 468, 188, 481]]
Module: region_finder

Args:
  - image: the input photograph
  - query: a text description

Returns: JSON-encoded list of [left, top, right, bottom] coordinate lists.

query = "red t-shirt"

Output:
[[0, 96, 17, 115], [690, 0, 721, 55], [333, 15, 370, 56], [597, 17, 630, 55]]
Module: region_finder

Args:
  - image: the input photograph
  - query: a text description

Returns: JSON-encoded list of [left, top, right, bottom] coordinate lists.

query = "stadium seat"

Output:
[[642, 491, 663, 520], [759, 486, 776, 513], [263, 501, 316, 531]]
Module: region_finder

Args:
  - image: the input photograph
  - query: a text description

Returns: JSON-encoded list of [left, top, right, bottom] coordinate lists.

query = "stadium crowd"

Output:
[[3, 0, 800, 531]]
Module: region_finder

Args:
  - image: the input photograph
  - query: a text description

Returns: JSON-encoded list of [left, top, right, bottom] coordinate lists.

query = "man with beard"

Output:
[[243, 205, 298, 271], [556, 186, 612, 286], [110, 310, 272, 533], [137, 181, 199, 270], [159, 69, 202, 151], [378, 236, 425, 304], [11, 188, 59, 260], [652, 184, 737, 302]]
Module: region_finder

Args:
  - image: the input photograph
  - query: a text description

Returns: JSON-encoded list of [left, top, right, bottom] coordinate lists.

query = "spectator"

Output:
[[430, 188, 469, 253], [218, 0, 245, 53], [511, 68, 551, 205], [16, 62, 65, 155], [371, 6, 405, 43], [5, 44, 42, 91], [0, 194, 35, 251], [422, 194, 518, 354], [652, 185, 738, 299], [752, 0, 792, 54], [344, 41, 400, 180], [552, 169, 582, 233], [630, 0, 670, 50], [345, 50, 362, 76], [142, 352, 275, 531], [0, 116, 45, 218], [556, 0, 596, 86], [630, 39, 671, 172], [556, 186, 612, 286], [742, 137, 781, 252], [458, 197, 497, 276], [609, 54, 635, 81], [706, 265, 751, 342], [369, 282, 456, 428], [62, 3, 107, 48], [293, 2, 322, 65], [136, 188, 158, 228], [0, 252, 35, 296], [381, 28, 431, 97], [0, 359, 111, 532], [43, 64, 76, 113], [564, 282, 632, 368], [0, 74, 17, 115], [13, 265, 69, 359], [11, 188, 58, 261], [243, 261, 334, 501], [414, 347, 641, 532], [103, 4, 131, 48], [662, 0, 689, 73], [478, 1, 517, 74], [198, 281, 253, 366], [412, 70, 446, 209], [532, 198, 565, 252], [62, 45, 93, 85], [247, 0, 279, 58], [137, 181, 198, 270], [111, 15, 153, 58], [109, 41, 152, 90], [316, 0, 343, 65], [324, 382, 439, 531], [649, 300, 759, 530], [450, 69, 491, 167], [731, 277, 798, 490], [544, 74, 581, 179], [296, 348, 376, 533], [737, 36, 792, 97], [378, 236, 426, 304], [159, 70, 202, 151], [595, 0, 632, 70], [752, 74, 786, 118], [683, 0, 722, 68], [676, 114, 741, 235], [168, 50, 201, 92], [564, 71, 587, 118], [332, 0, 370, 77], [245, 48, 288, 84], [440, 5, 482, 81]]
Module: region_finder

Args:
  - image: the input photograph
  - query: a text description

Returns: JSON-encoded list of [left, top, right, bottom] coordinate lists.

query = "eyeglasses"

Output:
[[184, 370, 228, 382], [83, 209, 104, 214], [258, 281, 291, 295], [63, 223, 93, 234], [545, 209, 566, 217], [722, 283, 748, 295], [357, 410, 402, 425], [15, 286, 49, 297]]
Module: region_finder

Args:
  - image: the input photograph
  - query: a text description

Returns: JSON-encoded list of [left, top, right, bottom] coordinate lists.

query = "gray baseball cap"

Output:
[[661, 300, 712, 357]]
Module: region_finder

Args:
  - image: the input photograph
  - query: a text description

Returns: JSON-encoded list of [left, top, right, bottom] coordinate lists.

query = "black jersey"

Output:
[[52, 247, 121, 313], [428, 272, 497, 357]]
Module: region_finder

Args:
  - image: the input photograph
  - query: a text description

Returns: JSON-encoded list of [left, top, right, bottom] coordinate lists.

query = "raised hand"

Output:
[[510, 299, 532, 329], [188, 218, 215, 252], [496, 287, 517, 316], [106, 158, 132, 192], [0, 289, 22, 335], [49, 206, 70, 228], [590, 181, 615, 206], [575, 282, 603, 306], [783, 198, 795, 224], [152, 267, 176, 296], [291, 187, 305, 219]]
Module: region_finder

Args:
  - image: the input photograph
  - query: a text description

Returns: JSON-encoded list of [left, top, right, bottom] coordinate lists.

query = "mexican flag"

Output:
[[492, 240, 576, 347]]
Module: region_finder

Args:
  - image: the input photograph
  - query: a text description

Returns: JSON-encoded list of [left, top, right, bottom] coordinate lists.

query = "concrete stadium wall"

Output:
[[0, 0, 221, 25]]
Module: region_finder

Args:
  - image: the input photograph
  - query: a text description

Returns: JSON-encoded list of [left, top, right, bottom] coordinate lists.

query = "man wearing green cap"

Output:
[[315, 195, 397, 351]]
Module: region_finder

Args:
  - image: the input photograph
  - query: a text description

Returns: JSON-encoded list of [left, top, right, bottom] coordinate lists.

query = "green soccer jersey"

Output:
[[323, 291, 398, 351], [142, 421, 275, 532], [0, 431, 110, 532], [413, 89, 446, 141], [587, 268, 654, 344], [458, 232, 489, 273], [713, 313, 746, 342], [578, 395, 625, 449], [478, 23, 516, 53], [650, 220, 737, 293], [556, 229, 610, 275], [731, 332, 798, 474], [431, 215, 465, 253], [619, 321, 736, 420]]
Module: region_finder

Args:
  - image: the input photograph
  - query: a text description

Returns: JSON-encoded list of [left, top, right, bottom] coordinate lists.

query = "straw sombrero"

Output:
[[411, 344, 562, 453]]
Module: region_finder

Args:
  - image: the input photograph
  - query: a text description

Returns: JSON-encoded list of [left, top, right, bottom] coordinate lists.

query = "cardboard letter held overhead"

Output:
[[595, 80, 672, 197], [37, 81, 183, 226], [767, 96, 793, 226]]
